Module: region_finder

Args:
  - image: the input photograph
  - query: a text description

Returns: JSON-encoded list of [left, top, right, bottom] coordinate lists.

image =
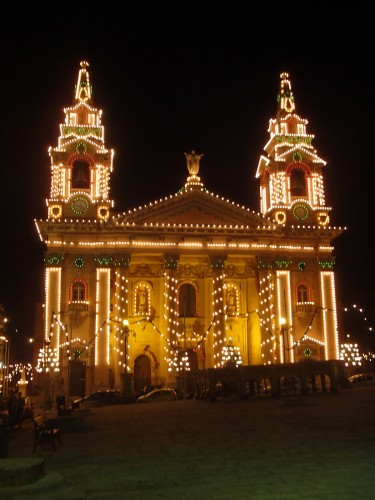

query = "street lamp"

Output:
[[120, 320, 130, 372], [117, 319, 132, 395], [0, 336, 10, 396], [0, 315, 9, 395], [30, 338, 52, 420]]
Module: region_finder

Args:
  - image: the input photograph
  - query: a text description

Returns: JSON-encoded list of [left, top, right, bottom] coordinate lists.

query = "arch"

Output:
[[286, 161, 311, 176], [178, 282, 197, 317], [296, 281, 312, 302], [67, 152, 95, 167], [286, 161, 311, 198], [133, 355, 151, 393], [70, 279, 88, 302]]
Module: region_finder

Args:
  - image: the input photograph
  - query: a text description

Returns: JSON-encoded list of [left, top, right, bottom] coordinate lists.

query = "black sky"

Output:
[[1, 2, 374, 357]]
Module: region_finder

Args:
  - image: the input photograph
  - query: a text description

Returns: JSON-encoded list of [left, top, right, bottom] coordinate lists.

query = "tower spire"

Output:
[[47, 61, 113, 222], [74, 60, 92, 104], [277, 72, 295, 117]]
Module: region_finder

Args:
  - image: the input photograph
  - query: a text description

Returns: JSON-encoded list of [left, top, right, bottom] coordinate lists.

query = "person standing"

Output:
[[7, 390, 18, 429], [16, 392, 25, 429], [0, 402, 9, 457]]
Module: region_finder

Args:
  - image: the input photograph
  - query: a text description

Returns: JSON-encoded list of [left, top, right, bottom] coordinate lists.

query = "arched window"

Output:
[[290, 168, 306, 197], [70, 279, 87, 302], [297, 284, 309, 303], [72, 160, 90, 189], [178, 283, 197, 317], [69, 279, 88, 312]]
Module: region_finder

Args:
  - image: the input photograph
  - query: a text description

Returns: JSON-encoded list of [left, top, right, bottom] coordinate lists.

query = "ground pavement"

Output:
[[1, 385, 375, 499]]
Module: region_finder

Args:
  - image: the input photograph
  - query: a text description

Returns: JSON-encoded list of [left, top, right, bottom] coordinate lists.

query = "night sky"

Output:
[[1, 2, 374, 359]]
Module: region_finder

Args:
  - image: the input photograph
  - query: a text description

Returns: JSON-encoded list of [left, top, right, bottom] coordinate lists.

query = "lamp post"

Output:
[[0, 337, 10, 396], [0, 315, 9, 395], [119, 320, 132, 395], [30, 338, 51, 420]]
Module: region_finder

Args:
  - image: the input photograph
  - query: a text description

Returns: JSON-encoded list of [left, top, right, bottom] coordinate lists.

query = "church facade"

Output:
[[34, 62, 344, 398]]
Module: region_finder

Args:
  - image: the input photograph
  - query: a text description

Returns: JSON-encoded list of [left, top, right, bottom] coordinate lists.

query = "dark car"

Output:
[[73, 390, 120, 408]]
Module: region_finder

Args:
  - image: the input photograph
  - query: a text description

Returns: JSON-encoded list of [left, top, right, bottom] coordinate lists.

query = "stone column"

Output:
[[112, 254, 131, 391], [209, 254, 227, 368], [163, 253, 180, 350]]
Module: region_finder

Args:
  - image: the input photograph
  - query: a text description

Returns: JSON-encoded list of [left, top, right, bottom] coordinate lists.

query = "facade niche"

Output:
[[178, 283, 197, 317]]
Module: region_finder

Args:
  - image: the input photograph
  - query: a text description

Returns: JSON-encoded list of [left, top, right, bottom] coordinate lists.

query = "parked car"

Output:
[[348, 373, 375, 386], [137, 385, 163, 397], [73, 389, 120, 408], [137, 387, 178, 403]]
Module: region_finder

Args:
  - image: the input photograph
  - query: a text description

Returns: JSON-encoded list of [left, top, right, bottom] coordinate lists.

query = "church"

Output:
[[34, 62, 344, 398]]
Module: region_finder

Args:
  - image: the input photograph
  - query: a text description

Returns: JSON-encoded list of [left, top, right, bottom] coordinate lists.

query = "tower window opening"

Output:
[[72, 160, 90, 189], [290, 168, 306, 197]]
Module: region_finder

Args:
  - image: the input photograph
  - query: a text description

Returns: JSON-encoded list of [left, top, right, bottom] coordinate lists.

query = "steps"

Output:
[[0, 457, 45, 487]]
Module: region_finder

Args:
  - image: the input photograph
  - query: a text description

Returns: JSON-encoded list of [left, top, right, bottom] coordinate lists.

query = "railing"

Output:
[[68, 301, 89, 313], [296, 302, 315, 314]]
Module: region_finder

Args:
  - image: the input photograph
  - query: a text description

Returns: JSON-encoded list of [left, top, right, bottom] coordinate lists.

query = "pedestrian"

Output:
[[16, 392, 25, 429], [7, 390, 18, 429], [0, 403, 9, 457]]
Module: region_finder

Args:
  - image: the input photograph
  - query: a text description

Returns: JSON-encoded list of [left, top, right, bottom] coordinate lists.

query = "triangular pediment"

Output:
[[277, 145, 326, 165], [114, 187, 271, 228]]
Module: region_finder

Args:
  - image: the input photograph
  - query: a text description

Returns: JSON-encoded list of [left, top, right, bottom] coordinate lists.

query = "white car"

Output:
[[137, 387, 178, 403], [348, 373, 375, 386]]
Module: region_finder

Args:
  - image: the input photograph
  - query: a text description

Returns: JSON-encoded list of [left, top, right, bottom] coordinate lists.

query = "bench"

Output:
[[32, 414, 62, 452]]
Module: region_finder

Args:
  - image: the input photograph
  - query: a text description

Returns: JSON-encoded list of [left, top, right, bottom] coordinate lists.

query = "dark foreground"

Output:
[[2, 385, 375, 499]]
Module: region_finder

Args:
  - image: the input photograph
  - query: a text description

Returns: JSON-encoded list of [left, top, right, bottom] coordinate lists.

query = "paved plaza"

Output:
[[2, 384, 375, 499]]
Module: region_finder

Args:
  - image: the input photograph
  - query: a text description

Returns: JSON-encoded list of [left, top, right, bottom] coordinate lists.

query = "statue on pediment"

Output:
[[185, 150, 203, 176]]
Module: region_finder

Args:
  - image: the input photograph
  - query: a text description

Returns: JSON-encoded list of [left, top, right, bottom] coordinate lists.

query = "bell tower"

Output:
[[256, 72, 331, 227], [47, 61, 113, 221]]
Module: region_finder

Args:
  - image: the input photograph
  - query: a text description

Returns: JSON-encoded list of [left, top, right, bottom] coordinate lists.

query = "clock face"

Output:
[[72, 197, 89, 215], [292, 203, 308, 221]]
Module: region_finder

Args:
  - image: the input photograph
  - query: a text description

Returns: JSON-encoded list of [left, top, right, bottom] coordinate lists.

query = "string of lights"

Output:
[[343, 304, 374, 333], [2, 302, 374, 390]]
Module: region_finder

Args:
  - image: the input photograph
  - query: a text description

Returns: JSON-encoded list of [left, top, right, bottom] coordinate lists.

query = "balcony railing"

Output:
[[296, 302, 315, 314], [68, 301, 89, 313]]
